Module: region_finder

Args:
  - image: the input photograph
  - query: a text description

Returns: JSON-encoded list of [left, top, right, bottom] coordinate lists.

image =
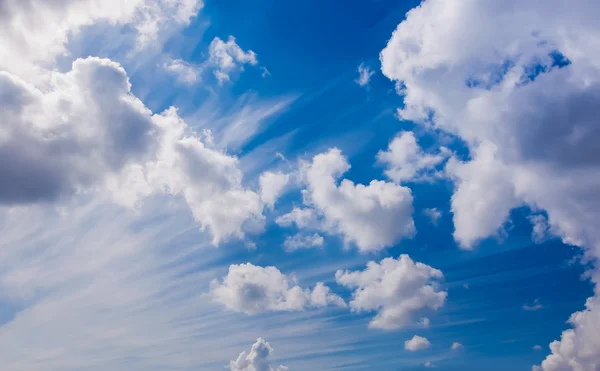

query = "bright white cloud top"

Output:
[[404, 335, 431, 352]]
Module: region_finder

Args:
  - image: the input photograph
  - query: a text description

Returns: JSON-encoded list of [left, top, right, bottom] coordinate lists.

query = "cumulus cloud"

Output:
[[335, 254, 446, 330], [533, 345, 543, 351], [283, 233, 324, 252], [301, 148, 415, 252], [259, 171, 290, 208], [422, 208, 442, 226], [211, 263, 345, 314], [451, 342, 463, 351], [228, 338, 288, 371], [275, 208, 321, 230], [377, 131, 447, 183], [0, 57, 263, 244], [379, 0, 600, 366], [209, 36, 258, 84], [355, 63, 374, 87], [404, 335, 431, 351], [164, 58, 202, 84]]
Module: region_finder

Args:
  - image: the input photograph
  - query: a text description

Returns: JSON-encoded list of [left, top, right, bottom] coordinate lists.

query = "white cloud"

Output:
[[404, 335, 431, 351], [377, 131, 447, 183], [335, 254, 446, 330], [424, 361, 434, 368], [523, 299, 543, 312], [283, 233, 324, 252], [229, 338, 288, 371], [533, 345, 543, 351], [164, 58, 201, 84], [529, 214, 550, 244], [259, 171, 290, 208], [276, 208, 321, 230], [0, 57, 263, 244], [302, 148, 415, 252], [209, 36, 258, 84], [211, 263, 345, 315], [380, 0, 600, 366], [419, 317, 430, 328], [0, 0, 202, 81], [422, 208, 442, 226], [451, 342, 463, 351], [355, 63, 374, 87]]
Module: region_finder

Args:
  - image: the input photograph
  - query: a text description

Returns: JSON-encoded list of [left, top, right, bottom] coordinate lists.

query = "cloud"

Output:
[[424, 361, 434, 368], [335, 254, 446, 330], [422, 208, 442, 226], [529, 214, 550, 244], [0, 57, 263, 244], [276, 208, 321, 230], [0, 0, 202, 80], [379, 0, 600, 366], [228, 338, 288, 371], [211, 263, 345, 315], [259, 171, 290, 208], [404, 335, 431, 351], [355, 63, 374, 87], [377, 131, 447, 183], [301, 148, 415, 252], [164, 58, 202, 84], [451, 342, 463, 351], [283, 233, 324, 252], [523, 299, 543, 311], [533, 345, 543, 351], [209, 36, 258, 84]]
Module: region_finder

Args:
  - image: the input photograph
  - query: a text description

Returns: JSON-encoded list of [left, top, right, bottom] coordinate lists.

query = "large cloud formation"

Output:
[[0, 57, 264, 244], [380, 0, 600, 368], [335, 254, 446, 330]]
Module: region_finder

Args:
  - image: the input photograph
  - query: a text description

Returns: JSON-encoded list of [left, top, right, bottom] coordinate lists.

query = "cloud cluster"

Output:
[[0, 57, 263, 244], [229, 338, 288, 371], [287, 148, 415, 252], [380, 0, 600, 366], [211, 263, 345, 314], [355, 63, 374, 87], [283, 233, 324, 252], [335, 254, 446, 330]]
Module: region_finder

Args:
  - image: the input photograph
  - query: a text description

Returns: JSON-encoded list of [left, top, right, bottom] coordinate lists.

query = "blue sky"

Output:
[[0, 1, 599, 370]]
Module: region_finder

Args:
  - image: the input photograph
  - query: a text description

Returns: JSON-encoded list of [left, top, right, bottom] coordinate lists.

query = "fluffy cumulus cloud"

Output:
[[356, 63, 374, 87], [0, 56, 263, 244], [211, 263, 345, 314], [335, 254, 446, 330], [300, 148, 415, 252], [259, 171, 290, 208], [380, 0, 600, 367], [209, 36, 258, 83], [529, 214, 550, 244], [377, 131, 447, 183], [404, 335, 431, 351], [229, 338, 288, 371]]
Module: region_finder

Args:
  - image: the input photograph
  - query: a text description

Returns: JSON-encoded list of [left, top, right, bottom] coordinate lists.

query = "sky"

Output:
[[0, 0, 599, 370]]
